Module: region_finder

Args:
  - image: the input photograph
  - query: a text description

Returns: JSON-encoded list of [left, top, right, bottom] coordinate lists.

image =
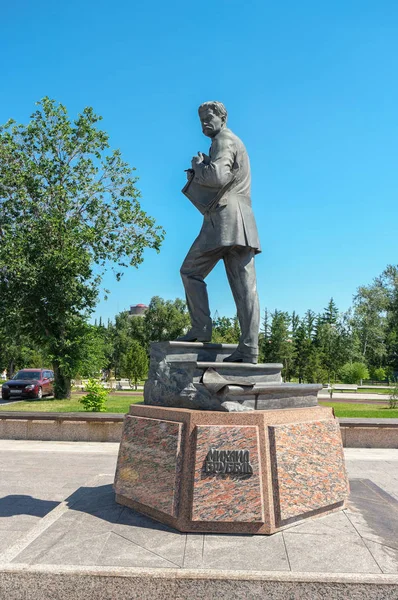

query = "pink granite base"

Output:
[[114, 405, 349, 534]]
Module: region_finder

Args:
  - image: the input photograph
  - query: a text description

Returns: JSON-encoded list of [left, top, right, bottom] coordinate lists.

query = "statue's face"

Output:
[[199, 108, 224, 138]]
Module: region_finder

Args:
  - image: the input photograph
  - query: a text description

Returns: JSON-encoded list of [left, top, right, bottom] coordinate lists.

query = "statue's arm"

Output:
[[193, 137, 235, 188]]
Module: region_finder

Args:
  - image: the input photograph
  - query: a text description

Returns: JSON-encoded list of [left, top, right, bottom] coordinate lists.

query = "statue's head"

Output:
[[198, 101, 227, 138]]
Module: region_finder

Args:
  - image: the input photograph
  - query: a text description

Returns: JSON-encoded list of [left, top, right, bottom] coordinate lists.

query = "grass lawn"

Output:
[[319, 401, 398, 418], [2, 395, 398, 418], [0, 393, 142, 413]]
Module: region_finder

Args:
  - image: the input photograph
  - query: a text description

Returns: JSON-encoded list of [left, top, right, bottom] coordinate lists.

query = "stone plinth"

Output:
[[144, 341, 321, 412], [114, 404, 349, 534]]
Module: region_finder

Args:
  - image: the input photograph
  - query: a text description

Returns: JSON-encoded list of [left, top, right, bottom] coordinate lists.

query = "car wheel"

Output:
[[36, 387, 43, 400], [1, 393, 10, 400]]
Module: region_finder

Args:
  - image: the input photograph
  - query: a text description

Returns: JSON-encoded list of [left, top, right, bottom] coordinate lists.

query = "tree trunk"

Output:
[[7, 359, 15, 380], [53, 362, 71, 399]]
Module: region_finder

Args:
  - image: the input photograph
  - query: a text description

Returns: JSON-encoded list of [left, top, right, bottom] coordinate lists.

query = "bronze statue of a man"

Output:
[[179, 101, 261, 364]]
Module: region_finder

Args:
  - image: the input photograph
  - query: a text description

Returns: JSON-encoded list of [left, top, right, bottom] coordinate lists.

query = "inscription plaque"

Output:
[[203, 448, 253, 475]]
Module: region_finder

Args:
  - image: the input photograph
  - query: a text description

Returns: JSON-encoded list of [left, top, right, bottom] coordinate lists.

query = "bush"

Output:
[[79, 379, 109, 412], [372, 367, 387, 382], [389, 385, 398, 409], [339, 362, 369, 385]]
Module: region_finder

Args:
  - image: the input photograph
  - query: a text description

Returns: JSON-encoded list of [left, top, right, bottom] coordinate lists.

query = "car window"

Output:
[[13, 371, 41, 380]]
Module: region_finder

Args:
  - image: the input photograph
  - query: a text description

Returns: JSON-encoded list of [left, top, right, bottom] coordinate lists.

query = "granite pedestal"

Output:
[[114, 404, 349, 534], [115, 341, 349, 534]]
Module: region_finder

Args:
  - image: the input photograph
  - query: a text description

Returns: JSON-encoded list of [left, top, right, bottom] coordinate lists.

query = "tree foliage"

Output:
[[121, 341, 148, 389], [212, 316, 240, 343], [0, 98, 164, 397], [79, 379, 109, 412], [339, 362, 369, 385], [262, 311, 295, 381]]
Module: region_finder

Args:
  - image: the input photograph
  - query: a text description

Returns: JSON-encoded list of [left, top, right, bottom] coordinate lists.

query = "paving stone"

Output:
[[283, 530, 382, 573], [345, 504, 398, 550], [97, 532, 179, 568], [0, 514, 41, 531], [349, 479, 392, 504], [11, 512, 88, 564], [202, 532, 290, 571], [285, 508, 359, 538], [27, 532, 112, 566], [66, 503, 125, 533], [363, 539, 398, 574], [11, 502, 123, 565], [113, 508, 186, 567], [0, 531, 24, 553], [14, 522, 113, 566], [183, 534, 204, 568], [67, 483, 117, 512]]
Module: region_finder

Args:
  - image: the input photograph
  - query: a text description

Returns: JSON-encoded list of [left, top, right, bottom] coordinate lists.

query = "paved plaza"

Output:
[[0, 440, 398, 598]]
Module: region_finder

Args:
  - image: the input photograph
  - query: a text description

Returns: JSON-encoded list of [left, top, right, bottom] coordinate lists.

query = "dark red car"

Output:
[[1, 369, 54, 400]]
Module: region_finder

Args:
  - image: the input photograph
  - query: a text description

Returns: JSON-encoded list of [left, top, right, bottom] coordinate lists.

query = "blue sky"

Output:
[[2, 0, 397, 322]]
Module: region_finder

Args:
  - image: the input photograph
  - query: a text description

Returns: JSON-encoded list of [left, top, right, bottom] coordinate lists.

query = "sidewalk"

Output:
[[0, 441, 398, 598], [318, 391, 391, 402]]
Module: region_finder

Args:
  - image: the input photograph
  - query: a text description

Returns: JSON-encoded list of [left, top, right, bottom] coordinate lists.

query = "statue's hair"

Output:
[[198, 101, 228, 122]]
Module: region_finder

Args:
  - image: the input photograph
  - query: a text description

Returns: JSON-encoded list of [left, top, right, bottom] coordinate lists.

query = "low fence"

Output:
[[0, 412, 124, 442], [72, 379, 143, 391], [0, 412, 398, 448]]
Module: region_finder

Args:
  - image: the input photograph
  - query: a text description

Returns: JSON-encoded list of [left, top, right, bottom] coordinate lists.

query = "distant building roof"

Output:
[[129, 304, 148, 316]]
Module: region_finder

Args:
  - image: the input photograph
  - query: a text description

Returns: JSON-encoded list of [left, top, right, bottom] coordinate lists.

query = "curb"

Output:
[[1, 565, 398, 600], [0, 412, 397, 447]]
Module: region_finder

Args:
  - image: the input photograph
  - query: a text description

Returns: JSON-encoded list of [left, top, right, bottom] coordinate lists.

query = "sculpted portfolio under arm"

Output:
[[193, 136, 235, 188]]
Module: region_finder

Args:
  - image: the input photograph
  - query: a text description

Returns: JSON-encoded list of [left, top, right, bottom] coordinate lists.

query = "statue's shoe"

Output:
[[223, 349, 258, 364], [176, 329, 212, 343]]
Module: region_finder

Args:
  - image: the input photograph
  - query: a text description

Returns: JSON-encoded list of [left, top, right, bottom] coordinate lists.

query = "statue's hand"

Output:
[[191, 152, 204, 170]]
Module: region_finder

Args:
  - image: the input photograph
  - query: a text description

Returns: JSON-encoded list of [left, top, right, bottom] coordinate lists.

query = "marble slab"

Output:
[[114, 415, 183, 517], [269, 420, 349, 524], [191, 424, 264, 523]]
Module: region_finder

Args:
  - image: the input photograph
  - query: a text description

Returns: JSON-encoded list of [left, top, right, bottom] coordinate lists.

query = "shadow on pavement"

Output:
[[0, 495, 59, 517], [347, 478, 398, 550], [66, 483, 180, 533]]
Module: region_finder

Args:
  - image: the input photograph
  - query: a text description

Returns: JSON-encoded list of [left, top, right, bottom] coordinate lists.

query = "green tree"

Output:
[[304, 309, 316, 339], [212, 315, 240, 343], [112, 311, 137, 377], [339, 362, 369, 385], [0, 306, 49, 377], [314, 303, 352, 383], [266, 311, 295, 381], [292, 320, 313, 383], [322, 298, 339, 325], [0, 98, 164, 398], [143, 296, 190, 343], [376, 265, 398, 373], [371, 367, 387, 382], [352, 284, 387, 367], [121, 341, 148, 389], [258, 308, 270, 363], [73, 324, 107, 379], [304, 350, 328, 384]]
